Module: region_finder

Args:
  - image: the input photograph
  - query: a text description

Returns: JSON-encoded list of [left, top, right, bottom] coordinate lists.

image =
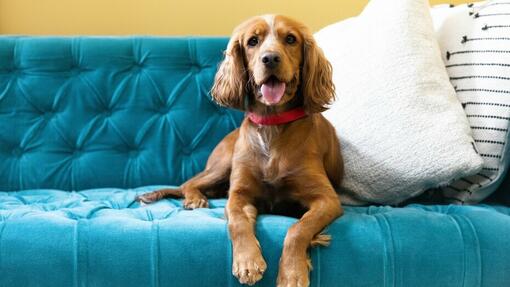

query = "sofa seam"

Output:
[[151, 220, 160, 287], [448, 214, 467, 287], [374, 213, 396, 287], [461, 215, 483, 287]]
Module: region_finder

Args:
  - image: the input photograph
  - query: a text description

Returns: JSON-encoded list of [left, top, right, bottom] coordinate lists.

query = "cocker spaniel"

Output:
[[137, 14, 344, 287]]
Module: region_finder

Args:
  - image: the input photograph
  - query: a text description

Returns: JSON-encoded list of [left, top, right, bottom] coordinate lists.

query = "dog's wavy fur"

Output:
[[138, 15, 344, 287]]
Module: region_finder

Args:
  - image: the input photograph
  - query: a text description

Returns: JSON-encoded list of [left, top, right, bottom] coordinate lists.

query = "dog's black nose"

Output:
[[261, 53, 281, 69]]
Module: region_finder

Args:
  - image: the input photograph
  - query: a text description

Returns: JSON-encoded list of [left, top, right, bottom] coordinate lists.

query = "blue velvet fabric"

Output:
[[0, 187, 509, 287], [0, 36, 242, 190], [0, 37, 509, 287]]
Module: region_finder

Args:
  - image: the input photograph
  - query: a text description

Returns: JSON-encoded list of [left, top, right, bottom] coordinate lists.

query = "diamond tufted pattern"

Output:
[[0, 36, 243, 190]]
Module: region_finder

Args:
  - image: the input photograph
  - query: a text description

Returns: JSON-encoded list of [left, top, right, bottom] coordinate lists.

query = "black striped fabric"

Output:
[[433, 1, 510, 203]]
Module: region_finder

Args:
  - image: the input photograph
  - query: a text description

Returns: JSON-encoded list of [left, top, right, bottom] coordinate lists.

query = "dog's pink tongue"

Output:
[[261, 80, 286, 105]]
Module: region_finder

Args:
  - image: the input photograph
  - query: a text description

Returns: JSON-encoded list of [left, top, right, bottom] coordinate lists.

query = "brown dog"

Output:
[[137, 14, 344, 287]]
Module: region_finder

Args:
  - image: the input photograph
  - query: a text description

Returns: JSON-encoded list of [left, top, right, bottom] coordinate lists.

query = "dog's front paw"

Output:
[[183, 193, 209, 209], [277, 256, 310, 287], [232, 250, 267, 286]]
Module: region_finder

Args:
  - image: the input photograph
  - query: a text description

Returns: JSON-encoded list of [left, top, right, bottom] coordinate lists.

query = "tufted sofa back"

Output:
[[0, 37, 243, 191]]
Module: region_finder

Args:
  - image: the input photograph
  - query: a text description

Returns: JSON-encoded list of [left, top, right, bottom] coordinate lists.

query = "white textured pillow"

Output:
[[431, 1, 510, 204], [315, 0, 484, 205]]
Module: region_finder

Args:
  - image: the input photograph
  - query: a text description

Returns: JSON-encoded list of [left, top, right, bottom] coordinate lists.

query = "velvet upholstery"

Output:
[[0, 37, 508, 287], [0, 36, 242, 190]]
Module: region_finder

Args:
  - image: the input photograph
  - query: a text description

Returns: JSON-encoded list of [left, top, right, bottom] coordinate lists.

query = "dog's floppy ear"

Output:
[[300, 28, 335, 114], [211, 30, 247, 110]]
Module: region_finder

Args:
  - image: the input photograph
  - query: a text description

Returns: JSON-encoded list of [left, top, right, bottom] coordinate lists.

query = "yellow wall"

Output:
[[0, 0, 470, 35]]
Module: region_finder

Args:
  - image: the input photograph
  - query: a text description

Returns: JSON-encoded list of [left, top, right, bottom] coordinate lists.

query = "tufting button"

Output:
[[131, 62, 143, 73], [158, 106, 170, 115], [190, 64, 200, 73], [69, 67, 80, 76], [43, 111, 53, 121], [129, 149, 140, 158], [12, 147, 23, 158], [103, 109, 112, 117], [9, 68, 21, 77], [181, 146, 192, 155], [72, 149, 82, 158]]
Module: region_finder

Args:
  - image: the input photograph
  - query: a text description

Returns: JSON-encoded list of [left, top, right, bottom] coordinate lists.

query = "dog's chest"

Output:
[[251, 127, 294, 183], [255, 130, 271, 158]]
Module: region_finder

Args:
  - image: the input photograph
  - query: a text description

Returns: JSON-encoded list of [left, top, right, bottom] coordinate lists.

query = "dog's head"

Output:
[[211, 15, 334, 113]]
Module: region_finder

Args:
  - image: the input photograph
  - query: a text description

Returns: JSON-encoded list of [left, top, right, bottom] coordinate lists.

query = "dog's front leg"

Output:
[[226, 170, 266, 286], [277, 179, 343, 287]]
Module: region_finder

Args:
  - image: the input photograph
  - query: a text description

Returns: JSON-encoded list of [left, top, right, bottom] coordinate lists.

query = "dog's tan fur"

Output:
[[137, 15, 344, 287]]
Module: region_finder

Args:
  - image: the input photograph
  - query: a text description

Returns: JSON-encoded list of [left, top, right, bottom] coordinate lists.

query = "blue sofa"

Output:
[[0, 36, 509, 287]]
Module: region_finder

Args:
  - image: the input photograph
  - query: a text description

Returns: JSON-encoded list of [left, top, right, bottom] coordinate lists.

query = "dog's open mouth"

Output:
[[260, 75, 286, 105]]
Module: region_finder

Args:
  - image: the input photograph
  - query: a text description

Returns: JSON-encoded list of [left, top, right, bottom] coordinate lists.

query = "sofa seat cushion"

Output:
[[1, 186, 509, 287]]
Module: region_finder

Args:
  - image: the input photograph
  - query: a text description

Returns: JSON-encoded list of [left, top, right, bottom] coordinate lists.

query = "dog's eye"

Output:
[[247, 36, 259, 47], [285, 34, 297, 44]]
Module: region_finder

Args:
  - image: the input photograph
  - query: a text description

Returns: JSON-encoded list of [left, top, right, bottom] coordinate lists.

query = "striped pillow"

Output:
[[432, 1, 510, 203]]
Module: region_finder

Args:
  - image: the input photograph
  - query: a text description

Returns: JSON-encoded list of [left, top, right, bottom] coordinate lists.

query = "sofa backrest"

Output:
[[0, 37, 243, 191]]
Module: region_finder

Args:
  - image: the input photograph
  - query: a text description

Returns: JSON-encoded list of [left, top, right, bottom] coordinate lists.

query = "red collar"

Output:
[[247, 107, 307, 126]]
